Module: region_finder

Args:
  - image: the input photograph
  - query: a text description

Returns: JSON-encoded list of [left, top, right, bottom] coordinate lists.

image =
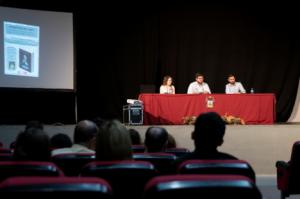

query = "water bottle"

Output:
[[250, 88, 254, 94]]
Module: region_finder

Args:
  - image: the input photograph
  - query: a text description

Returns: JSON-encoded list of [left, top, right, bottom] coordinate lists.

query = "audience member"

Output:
[[25, 120, 44, 130], [50, 133, 72, 149], [96, 120, 132, 160], [144, 127, 168, 152], [176, 112, 238, 164], [13, 128, 50, 161], [129, 128, 142, 145], [92, 117, 106, 128], [51, 120, 98, 156], [167, 134, 177, 148]]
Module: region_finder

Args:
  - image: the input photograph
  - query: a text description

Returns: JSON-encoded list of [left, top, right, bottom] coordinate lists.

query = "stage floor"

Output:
[[1, 123, 300, 175], [128, 124, 300, 175]]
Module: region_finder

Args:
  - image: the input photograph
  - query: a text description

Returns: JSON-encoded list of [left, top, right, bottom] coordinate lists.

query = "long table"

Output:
[[138, 93, 276, 125]]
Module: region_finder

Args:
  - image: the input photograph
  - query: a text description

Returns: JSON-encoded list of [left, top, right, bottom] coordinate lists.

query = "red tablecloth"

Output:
[[138, 94, 276, 125]]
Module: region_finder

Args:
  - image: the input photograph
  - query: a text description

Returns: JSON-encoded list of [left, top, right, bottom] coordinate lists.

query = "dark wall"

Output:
[[0, 2, 300, 123], [0, 89, 76, 124]]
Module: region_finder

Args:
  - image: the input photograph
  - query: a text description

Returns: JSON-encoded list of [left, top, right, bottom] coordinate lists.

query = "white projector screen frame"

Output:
[[0, 6, 74, 90]]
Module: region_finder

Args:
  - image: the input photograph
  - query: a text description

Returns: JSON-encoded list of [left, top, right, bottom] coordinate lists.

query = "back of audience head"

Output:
[[50, 133, 72, 149], [25, 120, 44, 130], [13, 128, 50, 161], [92, 117, 106, 128], [192, 112, 226, 151], [96, 120, 132, 161], [145, 127, 168, 152], [129, 128, 142, 145], [74, 120, 98, 150], [167, 134, 177, 148]]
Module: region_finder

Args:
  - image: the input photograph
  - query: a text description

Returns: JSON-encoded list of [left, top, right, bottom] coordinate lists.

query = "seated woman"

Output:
[[160, 75, 175, 94], [96, 120, 132, 161]]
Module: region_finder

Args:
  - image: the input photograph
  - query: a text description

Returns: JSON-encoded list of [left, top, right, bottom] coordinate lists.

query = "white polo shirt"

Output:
[[187, 81, 211, 94], [225, 82, 246, 94]]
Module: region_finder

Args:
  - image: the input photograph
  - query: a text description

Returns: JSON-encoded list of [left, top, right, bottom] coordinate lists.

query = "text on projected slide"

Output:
[[4, 21, 40, 77]]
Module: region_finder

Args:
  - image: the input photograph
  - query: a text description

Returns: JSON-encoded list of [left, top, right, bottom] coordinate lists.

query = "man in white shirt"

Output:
[[187, 73, 211, 94], [51, 120, 98, 156], [225, 74, 246, 94]]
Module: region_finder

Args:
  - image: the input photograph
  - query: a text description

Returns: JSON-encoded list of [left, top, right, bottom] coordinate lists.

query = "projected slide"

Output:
[[4, 21, 39, 77], [0, 6, 73, 89]]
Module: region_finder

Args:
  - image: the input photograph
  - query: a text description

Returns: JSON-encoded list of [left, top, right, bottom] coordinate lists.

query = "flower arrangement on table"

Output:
[[222, 113, 245, 125], [182, 114, 245, 125], [182, 116, 197, 125]]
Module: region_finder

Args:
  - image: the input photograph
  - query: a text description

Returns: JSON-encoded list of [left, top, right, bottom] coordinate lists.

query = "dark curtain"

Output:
[[76, 2, 300, 122]]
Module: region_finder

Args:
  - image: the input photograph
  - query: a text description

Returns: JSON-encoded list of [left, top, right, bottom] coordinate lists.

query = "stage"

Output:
[[129, 124, 300, 175], [1, 123, 300, 175]]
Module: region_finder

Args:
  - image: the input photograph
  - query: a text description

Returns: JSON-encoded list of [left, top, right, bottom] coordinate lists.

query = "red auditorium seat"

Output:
[[144, 174, 262, 199], [81, 160, 157, 199], [0, 176, 113, 197], [0, 148, 12, 154], [276, 141, 300, 199], [178, 159, 256, 182], [133, 152, 177, 174], [52, 153, 95, 176], [0, 161, 63, 181], [0, 154, 13, 161]]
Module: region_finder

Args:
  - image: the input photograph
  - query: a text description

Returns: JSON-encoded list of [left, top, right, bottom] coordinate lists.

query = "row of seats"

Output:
[[0, 146, 191, 156], [132, 145, 190, 157], [0, 148, 12, 154], [0, 175, 261, 199], [0, 154, 256, 181]]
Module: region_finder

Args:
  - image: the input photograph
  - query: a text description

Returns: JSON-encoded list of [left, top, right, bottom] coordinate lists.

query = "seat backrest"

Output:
[[0, 176, 113, 197], [0, 161, 63, 181], [288, 141, 300, 189], [52, 153, 95, 176], [0, 154, 13, 161], [178, 159, 256, 182], [0, 148, 12, 154], [132, 145, 145, 153], [144, 174, 262, 199], [165, 148, 191, 157], [290, 141, 300, 167], [81, 160, 157, 199], [133, 152, 177, 174]]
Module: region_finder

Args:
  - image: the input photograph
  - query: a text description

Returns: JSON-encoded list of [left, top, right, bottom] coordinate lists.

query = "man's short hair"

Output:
[[129, 129, 142, 145], [193, 112, 226, 148], [50, 133, 72, 149], [25, 120, 44, 130], [74, 120, 98, 144], [145, 127, 168, 152], [195, 73, 204, 79]]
